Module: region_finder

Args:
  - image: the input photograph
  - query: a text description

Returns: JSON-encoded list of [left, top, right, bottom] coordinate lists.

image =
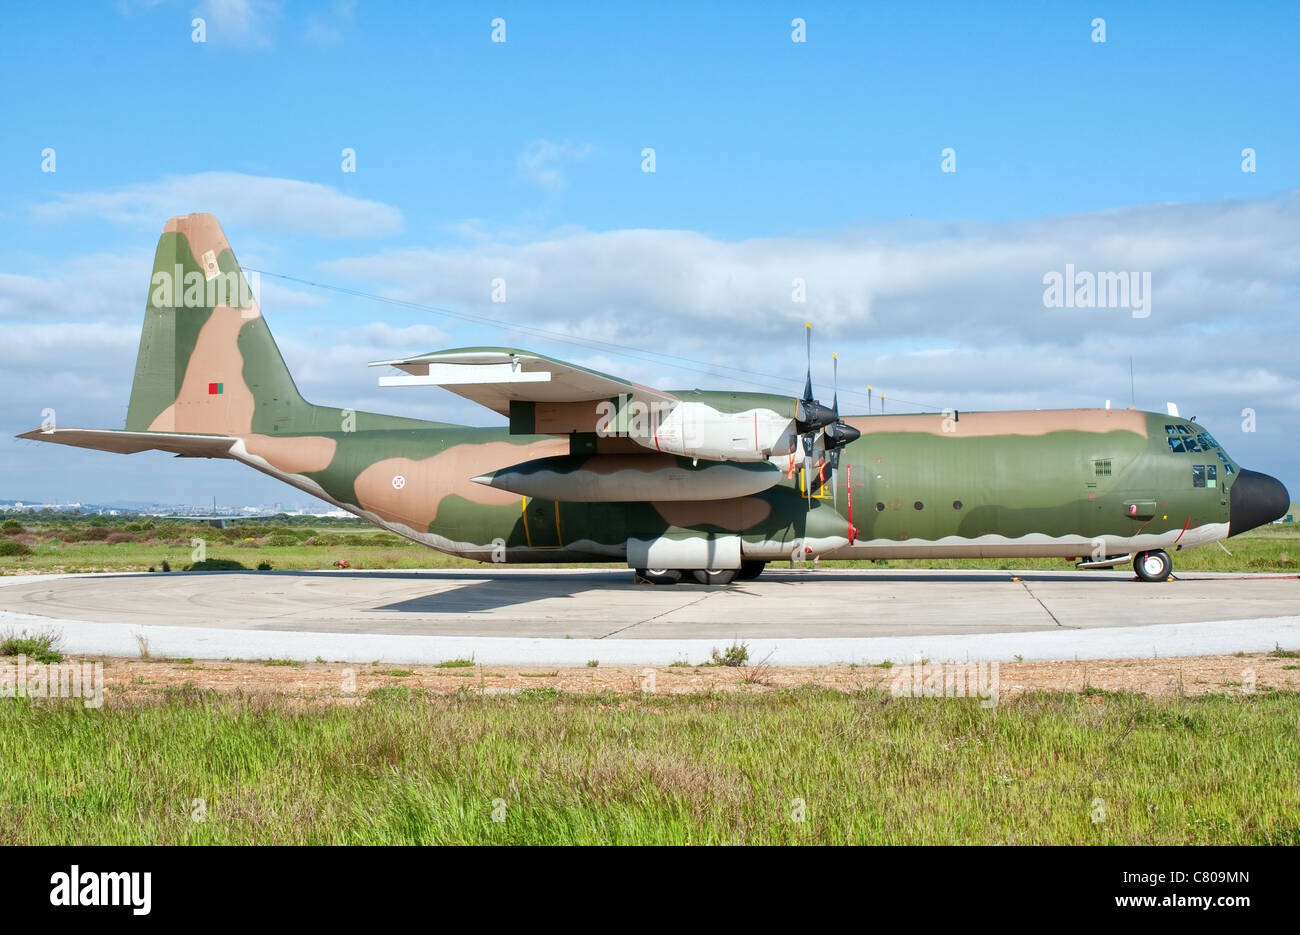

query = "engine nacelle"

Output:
[[597, 399, 798, 462]]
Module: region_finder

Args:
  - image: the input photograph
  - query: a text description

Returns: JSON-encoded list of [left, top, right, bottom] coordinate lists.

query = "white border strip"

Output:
[[3, 609, 1297, 667]]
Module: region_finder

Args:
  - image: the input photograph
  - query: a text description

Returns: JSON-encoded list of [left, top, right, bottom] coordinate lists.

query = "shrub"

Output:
[[265, 533, 298, 548], [708, 642, 750, 667], [105, 532, 137, 544], [1, 519, 23, 533], [0, 539, 32, 557], [0, 627, 62, 663], [186, 559, 248, 571]]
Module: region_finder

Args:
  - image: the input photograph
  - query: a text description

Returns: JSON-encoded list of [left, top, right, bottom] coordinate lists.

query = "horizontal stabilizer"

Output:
[[16, 427, 236, 458]]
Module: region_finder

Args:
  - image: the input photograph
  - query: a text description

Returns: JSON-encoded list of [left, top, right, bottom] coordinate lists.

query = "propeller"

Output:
[[794, 325, 861, 509]]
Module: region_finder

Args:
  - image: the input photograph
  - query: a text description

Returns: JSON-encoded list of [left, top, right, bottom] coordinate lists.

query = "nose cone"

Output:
[[1229, 469, 1290, 537]]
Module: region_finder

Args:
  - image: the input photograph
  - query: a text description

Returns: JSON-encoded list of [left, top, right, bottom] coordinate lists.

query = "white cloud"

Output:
[[303, 0, 355, 47], [30, 172, 403, 238], [192, 0, 281, 49], [516, 139, 598, 192], [327, 191, 1300, 357], [0, 253, 149, 322]]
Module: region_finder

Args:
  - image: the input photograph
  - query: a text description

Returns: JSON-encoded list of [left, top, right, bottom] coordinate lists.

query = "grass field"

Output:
[[2, 514, 1297, 575], [1, 688, 1297, 844]]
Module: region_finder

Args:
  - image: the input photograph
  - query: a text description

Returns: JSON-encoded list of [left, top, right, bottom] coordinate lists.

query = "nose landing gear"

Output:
[[1133, 549, 1172, 582]]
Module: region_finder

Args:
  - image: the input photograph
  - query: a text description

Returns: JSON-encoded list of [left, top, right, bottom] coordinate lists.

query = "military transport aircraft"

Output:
[[20, 214, 1291, 584]]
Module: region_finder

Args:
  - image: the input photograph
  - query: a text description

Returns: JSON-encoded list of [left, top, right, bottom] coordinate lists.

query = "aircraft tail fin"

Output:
[[124, 213, 310, 435]]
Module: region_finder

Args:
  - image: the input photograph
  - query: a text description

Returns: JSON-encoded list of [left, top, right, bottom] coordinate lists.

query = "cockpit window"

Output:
[[1165, 424, 1223, 455], [1215, 450, 1236, 476], [1191, 464, 1219, 488]]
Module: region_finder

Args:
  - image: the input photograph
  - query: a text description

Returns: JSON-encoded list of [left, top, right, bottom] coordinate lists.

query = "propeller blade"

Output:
[[803, 321, 813, 402], [832, 352, 839, 417]]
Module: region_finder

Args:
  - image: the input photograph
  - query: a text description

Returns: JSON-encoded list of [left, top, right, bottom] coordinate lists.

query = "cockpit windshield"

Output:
[[1166, 423, 1237, 477], [1166, 424, 1221, 455]]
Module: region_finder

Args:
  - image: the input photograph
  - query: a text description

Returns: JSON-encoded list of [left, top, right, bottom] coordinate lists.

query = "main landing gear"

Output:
[[634, 561, 766, 586], [1133, 549, 1172, 582]]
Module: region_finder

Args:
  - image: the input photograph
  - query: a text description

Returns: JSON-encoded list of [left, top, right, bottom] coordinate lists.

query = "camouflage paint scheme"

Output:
[[21, 215, 1288, 571]]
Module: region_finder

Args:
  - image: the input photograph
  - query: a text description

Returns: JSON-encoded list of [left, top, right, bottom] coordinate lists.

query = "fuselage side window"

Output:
[[1192, 465, 1206, 488], [1206, 464, 1218, 488]]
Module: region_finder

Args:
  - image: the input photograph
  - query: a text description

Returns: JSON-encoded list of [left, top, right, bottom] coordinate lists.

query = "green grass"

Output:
[[1, 516, 1296, 575], [435, 659, 475, 669], [0, 627, 63, 663], [0, 689, 1296, 844]]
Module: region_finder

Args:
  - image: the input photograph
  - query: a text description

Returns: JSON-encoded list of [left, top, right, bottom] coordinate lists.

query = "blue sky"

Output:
[[2, 1, 1298, 505]]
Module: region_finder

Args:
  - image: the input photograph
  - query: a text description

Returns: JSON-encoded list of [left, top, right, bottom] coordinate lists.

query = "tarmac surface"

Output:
[[0, 568, 1296, 665]]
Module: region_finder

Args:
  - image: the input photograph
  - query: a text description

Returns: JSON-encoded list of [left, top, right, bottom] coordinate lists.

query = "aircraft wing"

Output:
[[369, 347, 676, 422]]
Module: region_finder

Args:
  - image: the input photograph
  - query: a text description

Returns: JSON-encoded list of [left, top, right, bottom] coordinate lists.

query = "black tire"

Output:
[[690, 568, 737, 586], [1133, 550, 1172, 582], [635, 568, 681, 585], [736, 560, 766, 581]]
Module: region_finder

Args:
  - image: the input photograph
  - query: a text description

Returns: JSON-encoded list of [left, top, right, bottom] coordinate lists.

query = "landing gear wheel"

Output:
[[635, 568, 681, 585], [736, 560, 766, 581], [690, 568, 737, 586], [1133, 550, 1172, 582]]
